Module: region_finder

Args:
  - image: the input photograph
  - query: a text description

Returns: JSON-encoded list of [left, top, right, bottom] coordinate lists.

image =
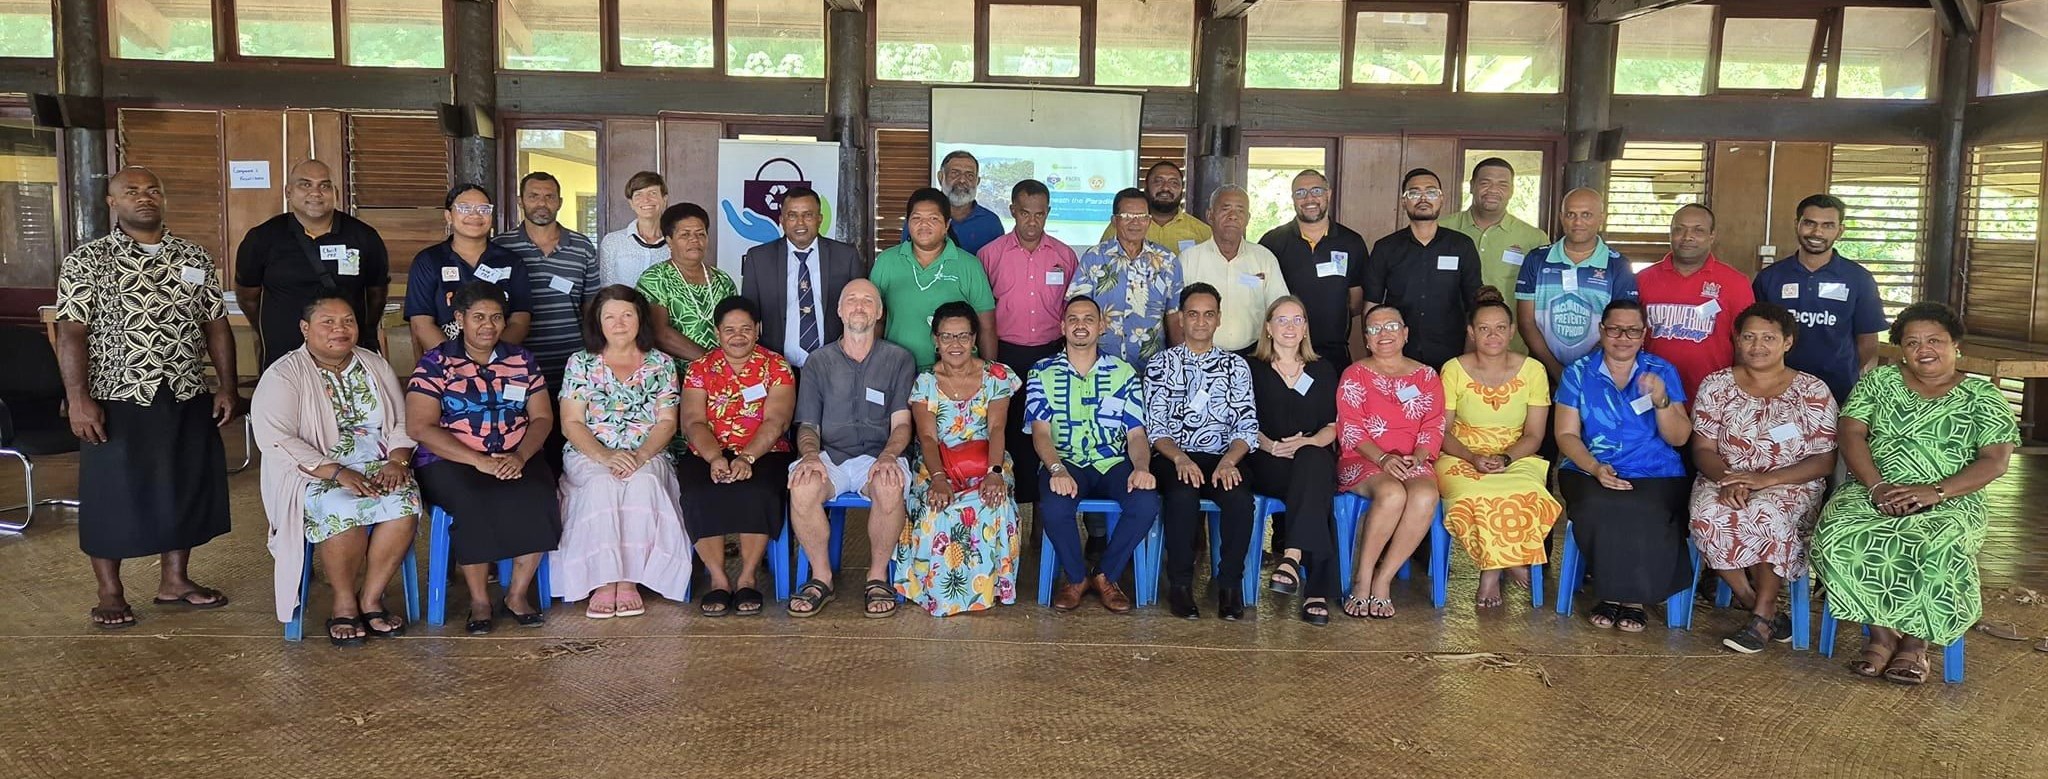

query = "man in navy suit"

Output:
[[740, 186, 866, 369]]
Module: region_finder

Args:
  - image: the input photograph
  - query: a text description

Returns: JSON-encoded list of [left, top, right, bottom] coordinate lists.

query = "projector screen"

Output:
[[929, 87, 1143, 249]]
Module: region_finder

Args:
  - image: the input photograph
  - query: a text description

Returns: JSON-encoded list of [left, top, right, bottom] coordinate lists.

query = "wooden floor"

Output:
[[2, 438, 2047, 777]]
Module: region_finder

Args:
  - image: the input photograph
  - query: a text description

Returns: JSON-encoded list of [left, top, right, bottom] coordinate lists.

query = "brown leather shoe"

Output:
[[1090, 573, 1133, 614], [1051, 580, 1089, 612]]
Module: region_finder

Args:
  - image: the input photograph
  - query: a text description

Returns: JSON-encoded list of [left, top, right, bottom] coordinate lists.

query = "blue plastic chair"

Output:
[[1035, 498, 1165, 607], [425, 506, 553, 626], [1709, 574, 1813, 651], [1330, 492, 1453, 608], [1817, 600, 1965, 684], [784, 492, 902, 603], [285, 524, 421, 642], [1553, 520, 1695, 629]]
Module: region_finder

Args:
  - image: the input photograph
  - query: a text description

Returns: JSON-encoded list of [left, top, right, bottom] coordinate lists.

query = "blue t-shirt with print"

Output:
[[1751, 253, 1887, 404], [1514, 239, 1640, 367]]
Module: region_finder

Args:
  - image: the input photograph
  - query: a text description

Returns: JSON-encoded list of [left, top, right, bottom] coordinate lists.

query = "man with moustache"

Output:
[[1363, 168, 1482, 372], [978, 178, 1078, 504], [741, 185, 865, 370], [902, 150, 1005, 254], [1751, 194, 1888, 405], [494, 171, 601, 389], [1178, 185, 1291, 354], [1516, 188, 1639, 383], [1260, 169, 1370, 369], [1101, 160, 1211, 255], [1637, 203, 1754, 397], [1443, 157, 1550, 354], [234, 159, 389, 367]]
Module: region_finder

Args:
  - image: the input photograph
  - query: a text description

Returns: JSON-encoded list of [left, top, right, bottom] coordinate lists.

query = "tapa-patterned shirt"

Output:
[[54, 228, 227, 404], [1143, 344, 1259, 456]]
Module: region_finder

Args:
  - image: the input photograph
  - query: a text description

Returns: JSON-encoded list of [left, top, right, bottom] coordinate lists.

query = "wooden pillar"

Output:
[[826, 5, 871, 256], [451, 0, 498, 192], [1192, 14, 1245, 213], [1926, 30, 1973, 309], [1564, 0, 1616, 193], [55, 0, 106, 248]]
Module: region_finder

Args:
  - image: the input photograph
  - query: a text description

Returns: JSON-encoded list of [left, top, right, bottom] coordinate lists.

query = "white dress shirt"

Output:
[[782, 238, 826, 367]]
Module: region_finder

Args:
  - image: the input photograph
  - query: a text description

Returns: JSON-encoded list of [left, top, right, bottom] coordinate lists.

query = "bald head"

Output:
[[106, 166, 165, 234], [839, 278, 881, 336], [287, 160, 337, 222], [1560, 188, 1605, 249]]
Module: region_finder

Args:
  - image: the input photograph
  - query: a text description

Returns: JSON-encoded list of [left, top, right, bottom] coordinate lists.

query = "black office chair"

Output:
[[0, 325, 79, 532]]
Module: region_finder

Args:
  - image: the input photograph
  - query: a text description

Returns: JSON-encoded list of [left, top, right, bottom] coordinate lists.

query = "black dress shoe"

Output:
[[1218, 588, 1245, 622], [1168, 586, 1200, 620]]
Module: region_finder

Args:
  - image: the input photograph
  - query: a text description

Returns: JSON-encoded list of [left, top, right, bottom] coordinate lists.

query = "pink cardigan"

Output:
[[251, 346, 417, 622]]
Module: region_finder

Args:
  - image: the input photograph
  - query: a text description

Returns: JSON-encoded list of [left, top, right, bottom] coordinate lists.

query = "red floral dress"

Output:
[[1687, 368, 1838, 578], [1335, 361, 1447, 491], [682, 348, 795, 456]]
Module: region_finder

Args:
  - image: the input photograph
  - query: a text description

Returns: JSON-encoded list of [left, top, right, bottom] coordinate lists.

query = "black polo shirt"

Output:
[[1363, 224, 1482, 371], [1258, 219, 1370, 365], [234, 211, 390, 367]]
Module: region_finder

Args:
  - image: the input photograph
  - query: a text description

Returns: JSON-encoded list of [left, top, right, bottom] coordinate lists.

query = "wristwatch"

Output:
[[1048, 463, 1067, 476], [987, 464, 1004, 474], [1933, 484, 1946, 501]]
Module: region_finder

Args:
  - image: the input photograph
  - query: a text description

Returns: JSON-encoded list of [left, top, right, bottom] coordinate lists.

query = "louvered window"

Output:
[[1829, 144, 1930, 320], [1960, 142, 2042, 341], [1607, 141, 1708, 268], [347, 114, 451, 278], [117, 109, 227, 262]]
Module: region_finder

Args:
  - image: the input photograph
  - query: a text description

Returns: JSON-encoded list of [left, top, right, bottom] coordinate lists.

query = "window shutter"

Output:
[[347, 114, 452, 282], [1606, 141, 1708, 267], [117, 108, 227, 264], [874, 127, 931, 252], [1961, 142, 2042, 342], [1828, 144, 1929, 321]]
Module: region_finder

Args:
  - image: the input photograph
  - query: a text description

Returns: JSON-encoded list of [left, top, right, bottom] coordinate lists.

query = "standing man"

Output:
[[1260, 169, 1370, 369], [1442, 157, 1550, 353], [1070, 187, 1183, 372], [1178, 185, 1291, 354], [1145, 283, 1260, 621], [56, 167, 237, 628], [740, 186, 865, 370], [786, 280, 918, 618], [234, 159, 389, 368], [1100, 160, 1212, 255], [979, 178, 1077, 505], [1637, 203, 1754, 397], [1516, 188, 1639, 381], [1027, 295, 1160, 614], [872, 188, 998, 369], [494, 171, 600, 390], [1363, 168, 1483, 372], [1752, 194, 1888, 404], [901, 150, 1006, 254]]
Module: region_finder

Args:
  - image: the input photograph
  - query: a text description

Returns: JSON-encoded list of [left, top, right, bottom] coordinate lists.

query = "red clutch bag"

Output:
[[939, 440, 990, 488]]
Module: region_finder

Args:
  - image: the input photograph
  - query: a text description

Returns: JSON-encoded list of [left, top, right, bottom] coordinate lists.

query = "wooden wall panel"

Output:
[[601, 119, 659, 238], [118, 109, 226, 269], [349, 115, 451, 209], [1400, 137, 1462, 220], [1709, 141, 1771, 274], [223, 111, 286, 273], [661, 118, 722, 260], [1337, 136, 1401, 246], [1770, 142, 1832, 269], [358, 207, 448, 281]]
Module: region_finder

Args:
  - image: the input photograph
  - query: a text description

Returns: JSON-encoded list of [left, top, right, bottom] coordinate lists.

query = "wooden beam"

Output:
[[106, 63, 450, 110], [502, 72, 823, 117], [1242, 92, 1563, 135], [826, 5, 871, 254], [1930, 0, 1980, 36], [1586, 0, 1698, 25], [825, 0, 864, 11], [1212, 0, 1258, 19], [1964, 91, 2048, 146], [1192, 14, 1245, 210]]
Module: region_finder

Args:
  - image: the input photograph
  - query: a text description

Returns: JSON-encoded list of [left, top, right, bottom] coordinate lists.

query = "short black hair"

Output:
[[1365, 302, 1406, 321], [1796, 194, 1848, 221], [906, 187, 950, 219], [580, 284, 657, 353], [1601, 298, 1646, 323], [661, 202, 710, 238], [451, 280, 508, 316], [930, 300, 980, 337], [1402, 168, 1441, 190], [780, 185, 821, 212], [1675, 202, 1717, 231], [939, 150, 979, 170], [1064, 294, 1099, 316], [443, 183, 491, 210], [1179, 281, 1220, 309], [1011, 179, 1050, 202], [300, 293, 356, 322], [518, 171, 560, 194], [1112, 187, 1148, 214], [1889, 301, 1964, 344], [1732, 301, 1797, 342], [714, 294, 763, 328], [1471, 157, 1513, 179], [1145, 160, 1183, 179]]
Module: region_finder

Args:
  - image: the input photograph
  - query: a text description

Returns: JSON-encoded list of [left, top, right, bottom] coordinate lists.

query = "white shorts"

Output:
[[792, 452, 910, 502]]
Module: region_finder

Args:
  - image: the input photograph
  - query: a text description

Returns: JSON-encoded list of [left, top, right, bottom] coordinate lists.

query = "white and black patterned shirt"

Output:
[[1143, 345, 1259, 456], [55, 228, 226, 404]]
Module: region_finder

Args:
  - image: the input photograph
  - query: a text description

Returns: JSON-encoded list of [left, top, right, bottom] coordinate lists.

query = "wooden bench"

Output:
[[1878, 336, 2048, 444]]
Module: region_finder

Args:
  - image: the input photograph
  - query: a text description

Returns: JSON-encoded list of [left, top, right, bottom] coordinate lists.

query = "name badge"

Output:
[[549, 275, 575, 295], [1177, 240, 1196, 254], [1780, 283, 1800, 299], [865, 387, 886, 406], [1293, 373, 1314, 395], [1767, 422, 1800, 442], [1331, 251, 1349, 263], [179, 265, 207, 286], [1238, 272, 1263, 288], [1189, 388, 1211, 409], [476, 265, 509, 285], [321, 245, 348, 261], [741, 384, 767, 402], [1818, 282, 1850, 301], [1560, 270, 1579, 293], [1699, 299, 1721, 317], [1316, 260, 1344, 278], [337, 249, 361, 277], [1395, 384, 1420, 403], [1099, 397, 1124, 418], [503, 384, 528, 404], [1045, 268, 1065, 286], [1503, 249, 1526, 267], [1436, 255, 1460, 272], [1630, 394, 1655, 415], [441, 265, 462, 283]]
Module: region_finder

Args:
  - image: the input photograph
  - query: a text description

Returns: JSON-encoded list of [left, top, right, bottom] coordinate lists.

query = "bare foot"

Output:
[[1476, 570, 1503, 609]]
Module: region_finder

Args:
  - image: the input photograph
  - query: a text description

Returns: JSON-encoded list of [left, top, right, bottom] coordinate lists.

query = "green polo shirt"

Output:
[[1442, 209, 1551, 354], [869, 239, 997, 370]]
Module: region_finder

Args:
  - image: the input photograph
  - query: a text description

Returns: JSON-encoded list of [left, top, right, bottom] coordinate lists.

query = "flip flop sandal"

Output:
[[361, 611, 407, 637], [1342, 595, 1374, 619], [89, 606, 137, 630], [1883, 653, 1930, 686], [863, 580, 899, 619], [733, 588, 765, 616], [153, 587, 230, 609], [1588, 601, 1622, 630], [1616, 606, 1649, 633], [1368, 597, 1396, 620], [327, 617, 366, 648], [1269, 557, 1303, 596], [787, 578, 834, 618], [613, 589, 646, 618], [699, 588, 733, 618]]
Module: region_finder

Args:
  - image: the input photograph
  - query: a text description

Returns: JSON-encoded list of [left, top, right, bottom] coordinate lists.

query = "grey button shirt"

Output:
[[796, 338, 917, 462]]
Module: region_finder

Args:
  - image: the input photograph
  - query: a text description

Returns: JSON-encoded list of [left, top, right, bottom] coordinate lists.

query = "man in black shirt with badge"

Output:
[[1363, 167, 1482, 371], [1258, 169, 1370, 369], [234, 159, 389, 368]]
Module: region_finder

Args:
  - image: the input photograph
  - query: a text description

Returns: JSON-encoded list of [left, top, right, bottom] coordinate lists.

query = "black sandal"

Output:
[[863, 579, 899, 619], [1269, 557, 1302, 596], [699, 588, 733, 618], [1616, 605, 1649, 633], [361, 611, 405, 638], [327, 617, 366, 647], [1299, 598, 1330, 626], [503, 599, 545, 628], [1588, 601, 1621, 629], [465, 608, 495, 635], [787, 578, 834, 618], [733, 588, 764, 616]]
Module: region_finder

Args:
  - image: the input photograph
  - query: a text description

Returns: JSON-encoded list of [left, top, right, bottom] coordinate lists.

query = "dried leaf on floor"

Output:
[[1995, 586, 2044, 606], [534, 639, 610, 659], [1402, 651, 1554, 688], [1976, 621, 2028, 641]]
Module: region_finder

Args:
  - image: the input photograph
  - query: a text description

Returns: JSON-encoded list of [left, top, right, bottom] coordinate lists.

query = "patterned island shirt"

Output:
[[1143, 345, 1260, 455], [54, 228, 227, 404], [1024, 351, 1147, 474], [1067, 239, 1182, 371]]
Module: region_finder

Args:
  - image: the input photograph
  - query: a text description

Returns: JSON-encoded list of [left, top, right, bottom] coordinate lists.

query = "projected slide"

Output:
[[931, 87, 1142, 250]]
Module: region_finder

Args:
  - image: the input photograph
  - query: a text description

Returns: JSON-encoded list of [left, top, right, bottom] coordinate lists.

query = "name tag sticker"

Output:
[[741, 384, 767, 402], [477, 265, 509, 285], [1316, 260, 1344, 278], [1768, 422, 1800, 442], [1177, 240, 1196, 253], [1293, 373, 1315, 395], [1045, 268, 1064, 286], [441, 265, 462, 282], [1699, 299, 1721, 317], [1503, 249, 1526, 267], [321, 245, 348, 261], [1630, 394, 1655, 415], [548, 275, 575, 295], [1560, 271, 1579, 293], [1238, 272, 1263, 288], [179, 266, 207, 285], [1189, 388, 1211, 409], [1436, 255, 1460, 271], [336, 249, 361, 276], [1780, 283, 1800, 299], [503, 384, 528, 404], [1818, 282, 1850, 301], [865, 387, 886, 406], [1396, 384, 1421, 403], [1099, 397, 1124, 418]]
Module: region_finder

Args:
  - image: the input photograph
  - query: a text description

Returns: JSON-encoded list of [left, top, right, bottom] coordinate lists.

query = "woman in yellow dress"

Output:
[[1437, 288, 1563, 607]]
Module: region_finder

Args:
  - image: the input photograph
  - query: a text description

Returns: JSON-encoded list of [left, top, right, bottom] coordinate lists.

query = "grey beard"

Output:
[[945, 186, 975, 208]]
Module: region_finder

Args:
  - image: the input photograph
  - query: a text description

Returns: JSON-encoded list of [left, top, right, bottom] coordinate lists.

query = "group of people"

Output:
[[53, 155, 2017, 685]]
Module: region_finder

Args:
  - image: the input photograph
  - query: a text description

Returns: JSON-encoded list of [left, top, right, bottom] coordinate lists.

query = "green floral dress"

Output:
[[303, 359, 423, 543], [636, 261, 737, 350]]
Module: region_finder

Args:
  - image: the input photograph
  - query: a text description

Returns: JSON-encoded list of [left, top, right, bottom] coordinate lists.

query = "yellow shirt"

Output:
[[1176, 238, 1293, 351], [1441, 209, 1550, 354], [1101, 211, 1213, 255]]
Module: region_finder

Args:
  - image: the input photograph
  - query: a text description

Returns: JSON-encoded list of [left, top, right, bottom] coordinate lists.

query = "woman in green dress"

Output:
[[1811, 302, 2018, 684], [637, 202, 737, 363]]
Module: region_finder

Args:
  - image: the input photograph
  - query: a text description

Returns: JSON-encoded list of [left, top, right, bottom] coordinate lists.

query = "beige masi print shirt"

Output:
[[55, 229, 227, 404]]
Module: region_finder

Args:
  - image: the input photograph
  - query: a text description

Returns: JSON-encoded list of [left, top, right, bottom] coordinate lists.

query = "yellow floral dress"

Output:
[[893, 362, 1020, 616], [1436, 356, 1562, 569]]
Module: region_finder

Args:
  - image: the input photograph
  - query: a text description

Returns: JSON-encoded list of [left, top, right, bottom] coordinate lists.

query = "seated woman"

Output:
[[405, 281, 562, 635], [677, 296, 797, 618], [639, 202, 738, 363], [1812, 302, 2017, 684], [1555, 300, 1693, 633], [253, 295, 422, 646], [1689, 302, 1838, 653], [1335, 304, 1447, 620], [1246, 297, 1341, 625], [1437, 288, 1561, 609], [551, 285, 693, 619], [894, 301, 1021, 617]]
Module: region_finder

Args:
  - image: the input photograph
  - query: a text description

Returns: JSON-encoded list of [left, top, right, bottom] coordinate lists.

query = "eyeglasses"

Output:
[[1602, 325, 1647, 340], [451, 203, 495, 217], [1114, 213, 1150, 222], [1271, 315, 1307, 327], [1292, 187, 1328, 199], [1365, 321, 1406, 336], [934, 332, 976, 343], [1400, 188, 1445, 201]]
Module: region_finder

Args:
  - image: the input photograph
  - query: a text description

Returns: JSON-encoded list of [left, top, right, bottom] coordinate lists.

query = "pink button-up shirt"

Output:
[[978, 231, 1079, 347]]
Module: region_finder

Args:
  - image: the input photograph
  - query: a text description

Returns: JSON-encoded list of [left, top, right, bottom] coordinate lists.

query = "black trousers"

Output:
[[1153, 450, 1257, 591], [996, 339, 1063, 505], [1245, 446, 1342, 599]]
